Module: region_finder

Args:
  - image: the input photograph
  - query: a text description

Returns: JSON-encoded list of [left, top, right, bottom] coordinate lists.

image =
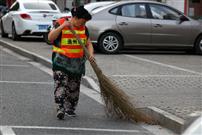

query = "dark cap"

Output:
[[71, 6, 92, 20]]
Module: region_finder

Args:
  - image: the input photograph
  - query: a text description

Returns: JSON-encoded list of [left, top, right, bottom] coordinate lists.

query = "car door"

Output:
[[4, 2, 20, 34], [149, 4, 192, 46], [116, 3, 151, 46]]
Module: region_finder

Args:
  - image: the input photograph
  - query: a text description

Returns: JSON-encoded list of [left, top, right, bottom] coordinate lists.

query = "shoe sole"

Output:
[[57, 112, 65, 120]]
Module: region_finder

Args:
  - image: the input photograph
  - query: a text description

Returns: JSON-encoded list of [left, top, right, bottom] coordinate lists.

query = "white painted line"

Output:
[[0, 126, 142, 133], [0, 64, 29, 67], [29, 61, 104, 105], [81, 85, 103, 105], [0, 126, 16, 135], [2, 48, 29, 61], [0, 81, 53, 85], [141, 124, 177, 135], [112, 75, 202, 77], [28, 62, 53, 75], [82, 76, 100, 92], [125, 55, 202, 76]]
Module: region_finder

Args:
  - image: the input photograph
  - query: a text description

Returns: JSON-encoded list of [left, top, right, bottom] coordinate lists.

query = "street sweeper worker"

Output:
[[48, 6, 94, 120]]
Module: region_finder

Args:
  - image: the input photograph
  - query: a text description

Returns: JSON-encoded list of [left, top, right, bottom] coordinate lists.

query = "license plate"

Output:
[[38, 25, 49, 30]]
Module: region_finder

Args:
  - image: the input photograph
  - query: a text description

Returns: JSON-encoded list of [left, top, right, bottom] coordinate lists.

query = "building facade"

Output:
[[165, 0, 202, 18], [3, 0, 202, 19]]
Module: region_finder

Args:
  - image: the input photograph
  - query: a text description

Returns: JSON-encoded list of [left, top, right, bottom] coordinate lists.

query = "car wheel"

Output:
[[43, 33, 52, 45], [98, 32, 123, 54], [11, 23, 20, 40], [195, 35, 202, 55], [1, 21, 8, 38]]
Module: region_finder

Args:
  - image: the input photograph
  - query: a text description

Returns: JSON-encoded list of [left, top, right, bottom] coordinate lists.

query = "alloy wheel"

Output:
[[102, 36, 119, 52]]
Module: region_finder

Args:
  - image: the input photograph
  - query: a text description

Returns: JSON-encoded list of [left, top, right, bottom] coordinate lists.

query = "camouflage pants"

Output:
[[53, 70, 81, 112]]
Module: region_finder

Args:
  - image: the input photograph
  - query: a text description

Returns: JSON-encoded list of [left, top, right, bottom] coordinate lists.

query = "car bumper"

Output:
[[15, 19, 52, 35]]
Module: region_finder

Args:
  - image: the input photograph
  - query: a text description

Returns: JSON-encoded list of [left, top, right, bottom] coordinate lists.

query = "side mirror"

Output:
[[179, 15, 189, 23]]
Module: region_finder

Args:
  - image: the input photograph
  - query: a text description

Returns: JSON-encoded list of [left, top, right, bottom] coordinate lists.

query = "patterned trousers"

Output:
[[53, 70, 81, 112]]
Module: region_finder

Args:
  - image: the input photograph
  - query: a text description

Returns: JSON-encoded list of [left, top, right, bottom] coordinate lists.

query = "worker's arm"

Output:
[[48, 21, 70, 41], [86, 38, 95, 63]]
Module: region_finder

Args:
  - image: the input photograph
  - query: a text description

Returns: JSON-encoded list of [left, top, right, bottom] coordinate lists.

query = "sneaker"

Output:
[[56, 110, 65, 120], [66, 110, 76, 117]]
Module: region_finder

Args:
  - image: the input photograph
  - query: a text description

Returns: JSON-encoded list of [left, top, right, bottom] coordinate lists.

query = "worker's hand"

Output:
[[88, 54, 95, 63], [61, 21, 71, 28]]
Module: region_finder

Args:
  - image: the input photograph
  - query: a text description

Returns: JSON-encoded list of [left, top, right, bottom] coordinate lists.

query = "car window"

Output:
[[110, 7, 119, 15], [150, 4, 181, 20], [10, 2, 19, 11], [121, 4, 147, 18], [23, 2, 57, 10]]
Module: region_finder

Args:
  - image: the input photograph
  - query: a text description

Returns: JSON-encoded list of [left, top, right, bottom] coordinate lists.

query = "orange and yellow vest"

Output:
[[52, 18, 87, 58]]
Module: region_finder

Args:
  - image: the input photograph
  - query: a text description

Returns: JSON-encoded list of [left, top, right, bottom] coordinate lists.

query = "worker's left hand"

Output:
[[88, 54, 95, 63]]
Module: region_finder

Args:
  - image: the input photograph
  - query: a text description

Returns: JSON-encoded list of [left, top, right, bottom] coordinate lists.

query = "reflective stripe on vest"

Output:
[[53, 18, 87, 58], [53, 46, 84, 58]]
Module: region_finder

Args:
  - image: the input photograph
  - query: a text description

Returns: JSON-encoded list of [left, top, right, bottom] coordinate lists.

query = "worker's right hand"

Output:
[[61, 21, 71, 28]]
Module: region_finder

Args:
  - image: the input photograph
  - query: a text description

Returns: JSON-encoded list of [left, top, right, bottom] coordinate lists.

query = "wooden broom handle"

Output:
[[68, 25, 103, 75], [68, 25, 90, 58]]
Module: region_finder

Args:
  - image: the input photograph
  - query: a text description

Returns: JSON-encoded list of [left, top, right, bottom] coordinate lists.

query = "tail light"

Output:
[[20, 13, 31, 20]]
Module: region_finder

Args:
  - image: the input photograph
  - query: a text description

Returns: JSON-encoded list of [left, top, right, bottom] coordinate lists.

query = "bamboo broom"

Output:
[[69, 25, 156, 124]]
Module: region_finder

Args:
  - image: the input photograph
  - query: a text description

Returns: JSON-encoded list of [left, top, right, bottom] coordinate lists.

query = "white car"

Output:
[[0, 0, 61, 40], [182, 116, 202, 135]]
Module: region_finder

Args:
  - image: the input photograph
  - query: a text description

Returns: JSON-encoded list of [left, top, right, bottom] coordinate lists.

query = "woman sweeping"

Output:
[[48, 6, 94, 120]]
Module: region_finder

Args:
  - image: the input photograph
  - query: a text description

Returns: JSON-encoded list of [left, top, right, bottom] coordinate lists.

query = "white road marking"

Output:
[[112, 74, 202, 77], [0, 64, 29, 67], [141, 124, 177, 135], [29, 61, 103, 104], [0, 126, 142, 133], [0, 80, 53, 85], [0, 126, 16, 135], [124, 55, 202, 76], [81, 85, 103, 104], [2, 48, 29, 61]]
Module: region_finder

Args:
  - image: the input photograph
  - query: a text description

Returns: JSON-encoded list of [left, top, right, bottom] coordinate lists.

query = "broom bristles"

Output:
[[68, 27, 156, 124], [90, 61, 156, 124]]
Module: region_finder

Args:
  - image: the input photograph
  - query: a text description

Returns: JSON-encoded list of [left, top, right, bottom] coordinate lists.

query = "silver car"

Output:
[[86, 1, 202, 54]]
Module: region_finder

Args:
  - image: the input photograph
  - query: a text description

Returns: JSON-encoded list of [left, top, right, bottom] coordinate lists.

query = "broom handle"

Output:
[[68, 25, 103, 76]]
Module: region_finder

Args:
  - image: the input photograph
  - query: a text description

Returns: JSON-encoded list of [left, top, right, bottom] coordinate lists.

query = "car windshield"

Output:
[[84, 2, 115, 12], [23, 2, 57, 10], [91, 2, 117, 14]]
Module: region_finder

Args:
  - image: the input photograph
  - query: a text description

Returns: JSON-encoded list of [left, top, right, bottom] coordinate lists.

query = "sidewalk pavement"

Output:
[[0, 38, 201, 134]]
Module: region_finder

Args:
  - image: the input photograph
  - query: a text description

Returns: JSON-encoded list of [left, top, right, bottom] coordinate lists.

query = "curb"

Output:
[[79, 75, 185, 134], [0, 39, 185, 134]]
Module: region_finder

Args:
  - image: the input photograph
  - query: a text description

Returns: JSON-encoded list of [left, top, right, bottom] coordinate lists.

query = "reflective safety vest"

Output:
[[53, 18, 87, 58]]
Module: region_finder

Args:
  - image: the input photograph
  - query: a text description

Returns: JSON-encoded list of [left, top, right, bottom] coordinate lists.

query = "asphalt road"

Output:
[[1, 35, 201, 135], [0, 42, 176, 135]]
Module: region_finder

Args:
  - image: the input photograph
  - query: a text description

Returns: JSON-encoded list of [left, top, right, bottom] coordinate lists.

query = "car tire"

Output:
[[1, 21, 8, 38], [11, 23, 20, 41], [194, 35, 202, 55], [98, 32, 123, 54]]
